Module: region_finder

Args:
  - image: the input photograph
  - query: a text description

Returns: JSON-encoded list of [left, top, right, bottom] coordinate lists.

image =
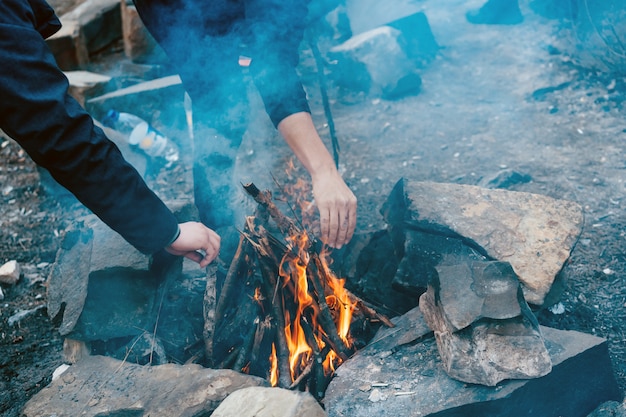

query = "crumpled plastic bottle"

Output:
[[102, 109, 179, 166]]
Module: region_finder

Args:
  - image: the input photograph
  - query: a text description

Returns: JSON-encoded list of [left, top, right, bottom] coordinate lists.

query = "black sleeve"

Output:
[[0, 13, 179, 254], [245, 0, 312, 126]]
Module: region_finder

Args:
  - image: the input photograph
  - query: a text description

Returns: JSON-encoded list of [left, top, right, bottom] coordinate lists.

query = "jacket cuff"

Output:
[[165, 224, 181, 247]]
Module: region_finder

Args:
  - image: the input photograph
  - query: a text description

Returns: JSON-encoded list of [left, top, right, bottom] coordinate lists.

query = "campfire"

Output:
[[210, 181, 393, 399]]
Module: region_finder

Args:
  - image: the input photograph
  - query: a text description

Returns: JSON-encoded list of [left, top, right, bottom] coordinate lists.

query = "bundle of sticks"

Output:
[[210, 183, 393, 399]]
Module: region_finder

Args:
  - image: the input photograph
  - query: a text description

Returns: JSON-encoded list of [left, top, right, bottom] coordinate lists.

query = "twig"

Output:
[[306, 262, 350, 361], [234, 317, 260, 372], [257, 255, 292, 388]]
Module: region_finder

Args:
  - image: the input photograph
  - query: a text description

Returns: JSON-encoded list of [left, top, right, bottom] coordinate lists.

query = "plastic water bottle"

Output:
[[102, 109, 179, 166]]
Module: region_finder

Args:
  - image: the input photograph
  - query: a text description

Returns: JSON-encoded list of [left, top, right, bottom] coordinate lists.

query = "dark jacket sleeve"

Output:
[[0, 0, 179, 254], [245, 0, 312, 127]]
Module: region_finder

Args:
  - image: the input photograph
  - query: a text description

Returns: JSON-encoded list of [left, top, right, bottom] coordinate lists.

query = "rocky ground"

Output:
[[1, 0, 625, 416]]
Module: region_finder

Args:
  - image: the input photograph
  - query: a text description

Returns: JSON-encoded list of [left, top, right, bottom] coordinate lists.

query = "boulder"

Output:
[[324, 307, 622, 417], [22, 355, 268, 417], [212, 386, 327, 417], [46, 200, 207, 363], [328, 26, 422, 99], [381, 179, 584, 306]]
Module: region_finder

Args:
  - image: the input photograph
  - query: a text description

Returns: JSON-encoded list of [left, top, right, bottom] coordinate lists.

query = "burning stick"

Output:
[[256, 253, 293, 388], [346, 290, 395, 328], [214, 233, 255, 327], [243, 183, 302, 239], [233, 317, 260, 372], [306, 263, 351, 361]]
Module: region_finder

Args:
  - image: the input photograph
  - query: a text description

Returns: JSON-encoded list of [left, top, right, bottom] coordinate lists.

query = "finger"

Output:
[[345, 201, 357, 243], [199, 241, 220, 267], [184, 250, 205, 265], [327, 207, 340, 248], [337, 208, 350, 248], [199, 252, 215, 268], [319, 206, 331, 246]]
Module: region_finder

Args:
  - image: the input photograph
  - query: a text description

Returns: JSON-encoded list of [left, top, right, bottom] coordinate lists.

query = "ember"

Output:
[[211, 182, 392, 399]]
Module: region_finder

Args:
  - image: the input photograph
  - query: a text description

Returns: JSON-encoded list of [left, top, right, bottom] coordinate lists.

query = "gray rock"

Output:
[[479, 168, 532, 189], [386, 12, 439, 67], [433, 261, 524, 331], [47, 200, 207, 364], [328, 26, 422, 99], [0, 259, 21, 285], [586, 400, 626, 417], [22, 355, 268, 417], [381, 179, 584, 306], [324, 307, 621, 417], [419, 286, 552, 386], [348, 229, 418, 315], [212, 386, 327, 417], [47, 227, 94, 336], [345, 0, 422, 35]]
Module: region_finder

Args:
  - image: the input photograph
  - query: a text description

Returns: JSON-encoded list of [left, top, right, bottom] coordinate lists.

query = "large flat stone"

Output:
[[212, 387, 327, 417], [381, 179, 584, 306], [324, 307, 622, 417], [22, 355, 268, 417]]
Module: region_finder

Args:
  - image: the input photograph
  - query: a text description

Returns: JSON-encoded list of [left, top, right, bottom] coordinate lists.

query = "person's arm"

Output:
[[278, 112, 357, 248], [246, 1, 357, 248], [0, 3, 219, 263]]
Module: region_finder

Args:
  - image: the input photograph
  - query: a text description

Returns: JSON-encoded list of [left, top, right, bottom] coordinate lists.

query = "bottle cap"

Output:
[[102, 109, 119, 128]]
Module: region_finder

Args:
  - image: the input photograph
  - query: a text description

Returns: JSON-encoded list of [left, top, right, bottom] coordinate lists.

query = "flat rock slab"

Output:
[[419, 286, 552, 386], [324, 307, 621, 417], [381, 179, 584, 306], [212, 387, 327, 417], [22, 355, 268, 417]]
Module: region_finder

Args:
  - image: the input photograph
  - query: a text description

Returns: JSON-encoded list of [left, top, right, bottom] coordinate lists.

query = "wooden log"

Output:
[[234, 317, 261, 372], [214, 232, 256, 325], [289, 358, 313, 389], [346, 289, 395, 328], [217, 346, 240, 369], [257, 255, 292, 388], [243, 183, 303, 240], [306, 263, 350, 361], [250, 316, 275, 376]]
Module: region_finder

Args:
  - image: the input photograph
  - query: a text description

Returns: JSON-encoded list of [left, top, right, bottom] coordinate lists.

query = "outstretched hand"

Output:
[[312, 170, 357, 249], [277, 112, 357, 249], [165, 221, 221, 267]]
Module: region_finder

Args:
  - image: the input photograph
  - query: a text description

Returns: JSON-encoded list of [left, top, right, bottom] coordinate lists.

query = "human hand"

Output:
[[312, 170, 357, 249], [276, 112, 357, 248], [165, 221, 221, 267]]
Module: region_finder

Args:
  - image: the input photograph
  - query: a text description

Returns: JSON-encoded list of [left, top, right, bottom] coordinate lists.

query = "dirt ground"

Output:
[[1, 0, 625, 416]]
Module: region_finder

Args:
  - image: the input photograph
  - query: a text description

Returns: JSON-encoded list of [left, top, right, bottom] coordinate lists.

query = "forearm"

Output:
[[277, 112, 338, 180], [278, 112, 357, 249]]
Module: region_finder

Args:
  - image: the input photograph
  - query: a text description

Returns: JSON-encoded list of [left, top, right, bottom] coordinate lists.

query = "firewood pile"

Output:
[[210, 183, 393, 399]]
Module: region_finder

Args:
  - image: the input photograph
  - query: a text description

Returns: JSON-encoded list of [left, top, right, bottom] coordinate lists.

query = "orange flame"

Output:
[[277, 230, 356, 382], [269, 344, 278, 387]]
